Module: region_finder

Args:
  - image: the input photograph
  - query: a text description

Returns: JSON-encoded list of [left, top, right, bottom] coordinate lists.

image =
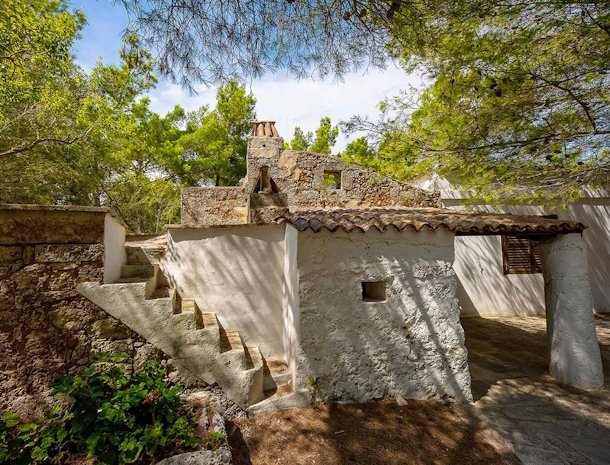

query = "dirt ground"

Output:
[[227, 400, 519, 465]]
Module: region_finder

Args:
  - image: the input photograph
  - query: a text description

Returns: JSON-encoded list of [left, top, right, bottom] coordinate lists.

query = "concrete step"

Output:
[[220, 329, 244, 352], [221, 348, 252, 371], [181, 299, 203, 327], [78, 280, 265, 409], [150, 286, 171, 299], [172, 313, 199, 331], [263, 358, 291, 391], [201, 312, 219, 329], [247, 390, 311, 417], [245, 346, 263, 370], [121, 264, 155, 280], [125, 246, 151, 265], [186, 327, 221, 350]]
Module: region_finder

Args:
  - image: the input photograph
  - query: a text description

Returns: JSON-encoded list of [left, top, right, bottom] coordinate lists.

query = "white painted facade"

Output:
[[161, 225, 286, 358], [293, 228, 472, 402], [540, 234, 604, 389], [103, 213, 127, 284], [417, 177, 610, 315], [159, 222, 472, 402]]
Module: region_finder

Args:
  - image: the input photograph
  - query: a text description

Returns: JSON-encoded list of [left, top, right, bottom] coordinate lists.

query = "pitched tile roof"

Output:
[[274, 208, 585, 236]]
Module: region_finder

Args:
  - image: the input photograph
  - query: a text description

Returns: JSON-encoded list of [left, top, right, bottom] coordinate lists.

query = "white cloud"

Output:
[[146, 66, 426, 151]]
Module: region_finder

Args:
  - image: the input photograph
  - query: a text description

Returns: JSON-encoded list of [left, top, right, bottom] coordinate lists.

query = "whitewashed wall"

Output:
[[103, 213, 126, 284], [556, 202, 610, 314], [282, 224, 300, 381], [455, 236, 545, 317], [454, 204, 548, 317], [416, 177, 610, 315], [162, 225, 286, 358], [293, 228, 472, 403]]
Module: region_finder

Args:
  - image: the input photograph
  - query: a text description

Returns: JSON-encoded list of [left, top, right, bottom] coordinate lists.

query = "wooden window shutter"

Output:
[[502, 236, 543, 274]]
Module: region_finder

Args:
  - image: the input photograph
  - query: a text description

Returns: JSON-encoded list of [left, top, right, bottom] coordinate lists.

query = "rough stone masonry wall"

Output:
[[0, 206, 162, 421], [294, 228, 472, 403], [244, 138, 441, 210], [181, 187, 249, 228]]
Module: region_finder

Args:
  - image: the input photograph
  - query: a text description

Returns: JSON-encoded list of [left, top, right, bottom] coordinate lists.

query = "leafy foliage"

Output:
[[119, 0, 610, 201], [0, 1, 257, 233], [117, 0, 397, 88], [0, 353, 198, 465], [0, 412, 37, 465], [343, 1, 610, 201], [285, 116, 339, 155]]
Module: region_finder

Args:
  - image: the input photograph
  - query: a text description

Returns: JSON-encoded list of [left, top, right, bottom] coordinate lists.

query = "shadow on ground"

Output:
[[227, 316, 610, 465], [464, 315, 610, 465], [462, 315, 610, 400], [228, 400, 518, 465]]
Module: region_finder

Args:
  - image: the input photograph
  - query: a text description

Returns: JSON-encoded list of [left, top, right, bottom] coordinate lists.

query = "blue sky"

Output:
[[71, 0, 423, 150]]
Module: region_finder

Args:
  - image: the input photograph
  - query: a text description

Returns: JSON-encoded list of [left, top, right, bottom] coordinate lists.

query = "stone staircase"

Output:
[[78, 238, 293, 409]]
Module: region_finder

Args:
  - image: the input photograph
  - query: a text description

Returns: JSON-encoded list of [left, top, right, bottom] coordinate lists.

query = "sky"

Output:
[[72, 0, 423, 150]]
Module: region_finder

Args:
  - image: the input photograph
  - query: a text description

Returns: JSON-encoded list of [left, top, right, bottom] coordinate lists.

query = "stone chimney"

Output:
[[247, 120, 284, 159]]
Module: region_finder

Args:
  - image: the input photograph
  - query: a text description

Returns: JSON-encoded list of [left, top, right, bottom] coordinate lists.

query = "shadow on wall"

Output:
[[454, 235, 545, 318], [294, 229, 471, 404], [160, 226, 286, 359], [562, 204, 610, 314]]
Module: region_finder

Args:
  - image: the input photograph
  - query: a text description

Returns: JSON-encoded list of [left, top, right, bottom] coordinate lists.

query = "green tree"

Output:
[[0, 0, 86, 158], [310, 116, 339, 155], [344, 1, 610, 201], [286, 127, 313, 151], [121, 0, 609, 201], [173, 80, 256, 186], [0, 8, 157, 208], [286, 117, 339, 154]]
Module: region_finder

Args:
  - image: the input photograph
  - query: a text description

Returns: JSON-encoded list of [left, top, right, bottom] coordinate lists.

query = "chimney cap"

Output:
[[250, 120, 280, 137]]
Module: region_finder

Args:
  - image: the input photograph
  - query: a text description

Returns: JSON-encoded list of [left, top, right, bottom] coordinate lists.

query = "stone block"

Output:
[[92, 318, 133, 340], [181, 187, 249, 227], [35, 244, 103, 263], [0, 207, 106, 245], [0, 246, 22, 263]]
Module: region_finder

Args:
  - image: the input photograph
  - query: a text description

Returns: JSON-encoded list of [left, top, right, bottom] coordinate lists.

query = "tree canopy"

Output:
[[119, 0, 610, 201], [285, 117, 339, 154], [346, 0, 610, 201], [0, 0, 257, 233]]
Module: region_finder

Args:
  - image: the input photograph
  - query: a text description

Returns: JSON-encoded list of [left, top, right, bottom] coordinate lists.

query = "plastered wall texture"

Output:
[[539, 233, 604, 389], [293, 228, 472, 403], [180, 136, 441, 227], [161, 225, 286, 359], [0, 206, 162, 421]]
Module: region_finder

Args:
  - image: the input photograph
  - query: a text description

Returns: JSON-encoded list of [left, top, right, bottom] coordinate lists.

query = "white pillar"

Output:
[[539, 233, 604, 390]]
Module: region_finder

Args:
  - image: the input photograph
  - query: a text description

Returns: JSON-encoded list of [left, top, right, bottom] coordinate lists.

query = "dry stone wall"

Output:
[[0, 206, 162, 421], [244, 139, 441, 210], [180, 136, 441, 227], [181, 188, 249, 228]]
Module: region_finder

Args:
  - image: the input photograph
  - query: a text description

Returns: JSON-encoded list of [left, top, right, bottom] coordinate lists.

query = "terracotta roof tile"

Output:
[[274, 208, 585, 236]]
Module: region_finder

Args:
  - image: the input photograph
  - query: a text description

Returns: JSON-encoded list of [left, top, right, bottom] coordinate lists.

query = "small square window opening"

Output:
[[324, 170, 342, 190], [362, 281, 386, 302]]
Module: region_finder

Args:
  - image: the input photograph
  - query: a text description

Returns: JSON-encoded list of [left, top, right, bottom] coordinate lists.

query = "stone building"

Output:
[[3, 121, 603, 418]]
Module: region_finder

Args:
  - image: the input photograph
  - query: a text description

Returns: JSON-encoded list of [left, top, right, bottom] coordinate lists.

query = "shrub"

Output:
[[0, 412, 37, 465], [0, 352, 198, 464]]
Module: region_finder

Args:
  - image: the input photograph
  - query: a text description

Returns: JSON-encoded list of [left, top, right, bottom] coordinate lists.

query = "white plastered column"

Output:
[[539, 233, 604, 390]]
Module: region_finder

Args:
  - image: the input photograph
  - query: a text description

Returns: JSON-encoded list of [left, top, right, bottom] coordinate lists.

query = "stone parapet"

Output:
[[181, 188, 249, 228]]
